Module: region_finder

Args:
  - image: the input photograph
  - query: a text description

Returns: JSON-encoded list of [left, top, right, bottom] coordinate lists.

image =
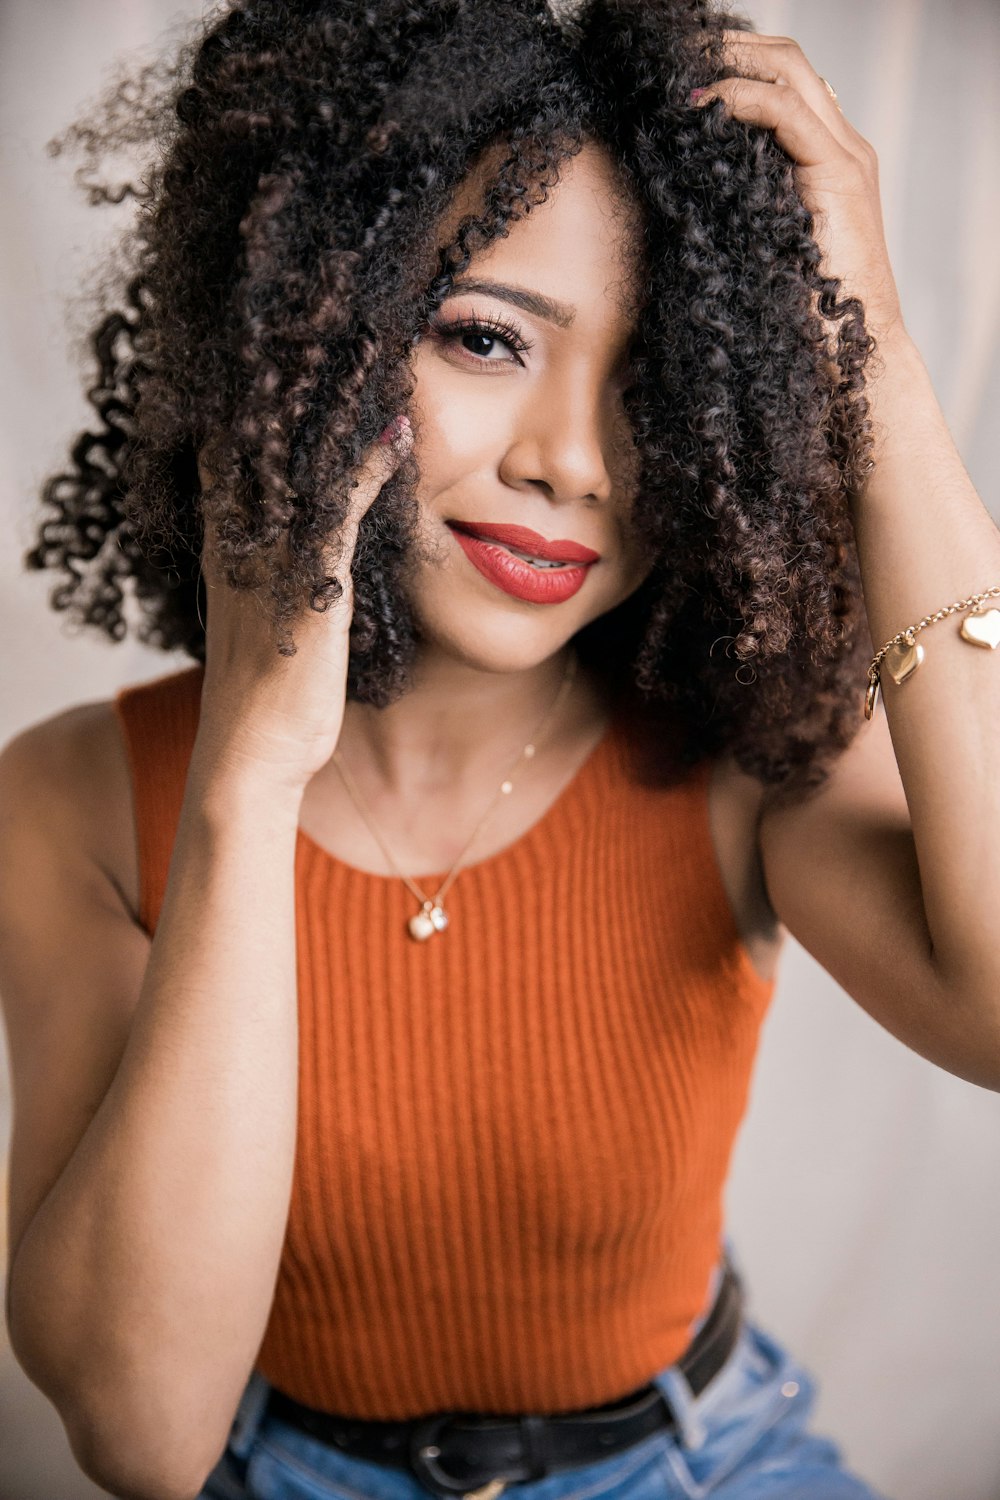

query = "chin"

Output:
[[412, 612, 577, 677]]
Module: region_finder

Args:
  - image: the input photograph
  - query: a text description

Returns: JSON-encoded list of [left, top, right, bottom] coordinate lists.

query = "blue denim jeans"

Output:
[[198, 1319, 890, 1500]]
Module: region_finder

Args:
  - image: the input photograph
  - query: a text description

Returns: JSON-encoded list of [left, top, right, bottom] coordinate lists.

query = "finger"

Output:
[[341, 414, 414, 531], [197, 420, 413, 593], [691, 76, 857, 173], [195, 446, 236, 591], [715, 31, 862, 156]]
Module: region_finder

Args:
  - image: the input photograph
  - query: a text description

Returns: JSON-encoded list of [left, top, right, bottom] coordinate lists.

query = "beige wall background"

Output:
[[1, 1, 999, 1497]]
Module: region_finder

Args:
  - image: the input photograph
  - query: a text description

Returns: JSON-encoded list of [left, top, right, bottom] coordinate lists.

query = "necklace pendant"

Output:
[[408, 902, 449, 941]]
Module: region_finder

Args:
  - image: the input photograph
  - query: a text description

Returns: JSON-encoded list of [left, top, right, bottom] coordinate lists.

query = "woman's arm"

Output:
[[694, 34, 1000, 1087], [1, 723, 302, 1500], [2, 391, 405, 1500], [759, 330, 1000, 1089], [3, 428, 402, 1500], [844, 329, 1000, 1001]]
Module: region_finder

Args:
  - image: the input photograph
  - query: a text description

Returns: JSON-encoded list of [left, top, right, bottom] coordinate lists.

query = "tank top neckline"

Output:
[[294, 694, 631, 886], [294, 707, 773, 1003]]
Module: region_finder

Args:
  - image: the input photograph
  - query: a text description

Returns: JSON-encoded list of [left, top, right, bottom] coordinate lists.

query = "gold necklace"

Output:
[[331, 651, 578, 941]]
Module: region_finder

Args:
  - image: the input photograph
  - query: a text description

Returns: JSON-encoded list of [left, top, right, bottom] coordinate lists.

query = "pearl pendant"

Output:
[[408, 903, 449, 941]]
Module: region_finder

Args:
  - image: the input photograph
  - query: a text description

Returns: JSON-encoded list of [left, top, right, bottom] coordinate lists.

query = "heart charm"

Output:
[[883, 638, 924, 686], [408, 909, 436, 941], [960, 607, 1000, 649], [864, 675, 881, 720]]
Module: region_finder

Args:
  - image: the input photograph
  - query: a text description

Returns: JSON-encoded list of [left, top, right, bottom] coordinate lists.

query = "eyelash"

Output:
[[431, 310, 534, 366]]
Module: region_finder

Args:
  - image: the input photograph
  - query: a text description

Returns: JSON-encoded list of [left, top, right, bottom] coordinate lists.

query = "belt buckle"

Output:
[[410, 1413, 509, 1500], [463, 1482, 508, 1500]]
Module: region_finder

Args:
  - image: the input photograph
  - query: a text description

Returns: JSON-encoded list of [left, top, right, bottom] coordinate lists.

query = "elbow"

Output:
[[65, 1406, 226, 1500], [6, 1261, 239, 1497], [5, 1323, 218, 1499], [7, 1337, 229, 1500], [933, 962, 1000, 1092], [917, 967, 1000, 1093]]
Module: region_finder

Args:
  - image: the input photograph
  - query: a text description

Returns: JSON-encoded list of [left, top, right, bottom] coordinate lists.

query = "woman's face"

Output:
[[404, 139, 654, 675]]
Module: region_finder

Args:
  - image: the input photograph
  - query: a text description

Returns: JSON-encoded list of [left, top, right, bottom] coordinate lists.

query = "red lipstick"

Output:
[[447, 521, 598, 605], [449, 521, 600, 564]]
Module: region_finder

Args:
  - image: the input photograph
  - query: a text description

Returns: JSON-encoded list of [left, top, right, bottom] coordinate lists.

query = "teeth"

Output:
[[503, 544, 566, 568], [457, 527, 570, 567]]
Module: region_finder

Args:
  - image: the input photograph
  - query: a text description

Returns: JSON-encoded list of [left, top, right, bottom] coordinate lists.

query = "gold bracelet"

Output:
[[865, 586, 1000, 719]]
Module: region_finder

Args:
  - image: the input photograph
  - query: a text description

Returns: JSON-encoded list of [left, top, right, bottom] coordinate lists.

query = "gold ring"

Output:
[[819, 76, 840, 107]]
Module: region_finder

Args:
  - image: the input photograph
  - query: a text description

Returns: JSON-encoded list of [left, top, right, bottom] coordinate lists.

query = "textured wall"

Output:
[[1, 2, 998, 1497]]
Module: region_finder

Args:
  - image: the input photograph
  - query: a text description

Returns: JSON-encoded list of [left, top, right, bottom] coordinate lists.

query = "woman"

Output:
[[2, 0, 998, 1497]]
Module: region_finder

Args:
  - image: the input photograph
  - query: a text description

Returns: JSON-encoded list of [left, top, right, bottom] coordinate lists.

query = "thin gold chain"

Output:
[[331, 650, 579, 911], [869, 585, 1000, 679]]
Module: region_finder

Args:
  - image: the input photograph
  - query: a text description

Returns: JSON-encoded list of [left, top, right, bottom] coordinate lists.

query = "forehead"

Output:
[[436, 138, 647, 328]]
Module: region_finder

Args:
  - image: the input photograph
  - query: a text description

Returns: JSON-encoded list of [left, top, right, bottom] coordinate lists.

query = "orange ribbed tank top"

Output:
[[113, 663, 775, 1419]]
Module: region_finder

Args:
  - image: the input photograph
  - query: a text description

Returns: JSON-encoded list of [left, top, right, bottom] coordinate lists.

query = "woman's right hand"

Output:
[[192, 418, 412, 794]]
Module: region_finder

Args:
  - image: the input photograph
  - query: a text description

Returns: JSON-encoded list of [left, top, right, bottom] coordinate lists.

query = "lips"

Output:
[[447, 523, 597, 605], [447, 520, 601, 565]]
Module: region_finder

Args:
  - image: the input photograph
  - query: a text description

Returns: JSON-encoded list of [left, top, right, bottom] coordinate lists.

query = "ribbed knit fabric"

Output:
[[113, 663, 775, 1420]]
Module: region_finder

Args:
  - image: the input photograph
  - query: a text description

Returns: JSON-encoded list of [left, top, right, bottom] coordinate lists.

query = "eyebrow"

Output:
[[441, 278, 576, 329]]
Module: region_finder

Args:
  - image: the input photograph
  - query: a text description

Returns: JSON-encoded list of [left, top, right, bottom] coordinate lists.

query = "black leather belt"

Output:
[[265, 1259, 744, 1499]]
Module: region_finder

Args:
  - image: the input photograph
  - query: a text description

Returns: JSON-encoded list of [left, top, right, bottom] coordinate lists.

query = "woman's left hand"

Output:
[[691, 32, 905, 342]]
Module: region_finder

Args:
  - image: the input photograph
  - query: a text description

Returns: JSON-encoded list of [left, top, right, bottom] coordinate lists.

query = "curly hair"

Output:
[[26, 0, 878, 800]]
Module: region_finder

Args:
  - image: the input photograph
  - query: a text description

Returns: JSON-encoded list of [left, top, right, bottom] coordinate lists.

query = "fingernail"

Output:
[[378, 415, 410, 445], [689, 88, 708, 102]]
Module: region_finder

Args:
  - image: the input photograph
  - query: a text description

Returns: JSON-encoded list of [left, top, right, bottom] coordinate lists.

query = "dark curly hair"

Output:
[[26, 0, 878, 799]]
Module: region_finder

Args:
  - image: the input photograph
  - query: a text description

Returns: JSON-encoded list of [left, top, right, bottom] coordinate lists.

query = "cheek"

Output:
[[408, 360, 489, 494]]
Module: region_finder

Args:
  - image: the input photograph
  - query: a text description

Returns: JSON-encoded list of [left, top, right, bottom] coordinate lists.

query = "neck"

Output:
[[335, 643, 586, 797]]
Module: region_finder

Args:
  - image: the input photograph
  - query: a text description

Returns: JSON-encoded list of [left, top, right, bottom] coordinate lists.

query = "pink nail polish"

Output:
[[378, 415, 408, 445], [689, 88, 708, 102]]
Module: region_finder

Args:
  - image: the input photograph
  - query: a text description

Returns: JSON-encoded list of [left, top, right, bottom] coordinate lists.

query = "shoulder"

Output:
[[0, 697, 140, 923]]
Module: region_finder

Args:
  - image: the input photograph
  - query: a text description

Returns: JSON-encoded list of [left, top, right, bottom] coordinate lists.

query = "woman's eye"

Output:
[[430, 313, 532, 368], [458, 329, 512, 361]]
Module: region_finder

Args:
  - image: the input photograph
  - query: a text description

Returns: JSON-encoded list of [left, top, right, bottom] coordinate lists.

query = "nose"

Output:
[[497, 382, 625, 508]]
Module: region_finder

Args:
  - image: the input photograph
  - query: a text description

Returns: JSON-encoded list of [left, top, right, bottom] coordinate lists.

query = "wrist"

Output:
[[186, 743, 308, 820], [871, 318, 921, 368], [853, 329, 940, 502]]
